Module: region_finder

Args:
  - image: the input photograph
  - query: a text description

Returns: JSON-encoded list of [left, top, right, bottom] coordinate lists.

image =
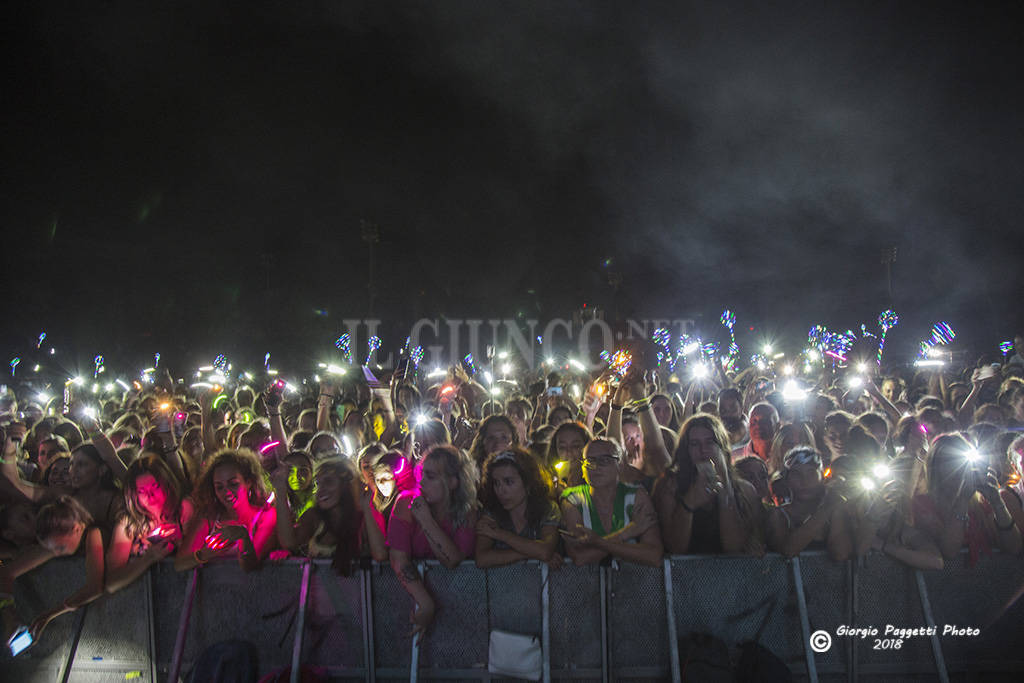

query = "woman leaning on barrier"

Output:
[[652, 413, 762, 555], [388, 444, 478, 642], [105, 455, 195, 594], [1, 496, 105, 641], [475, 447, 562, 569], [558, 439, 663, 567], [913, 433, 1022, 565], [175, 449, 278, 572], [764, 447, 853, 561]]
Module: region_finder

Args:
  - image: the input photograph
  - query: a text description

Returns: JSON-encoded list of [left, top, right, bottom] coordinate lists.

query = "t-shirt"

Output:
[[386, 491, 476, 559], [560, 482, 638, 537]]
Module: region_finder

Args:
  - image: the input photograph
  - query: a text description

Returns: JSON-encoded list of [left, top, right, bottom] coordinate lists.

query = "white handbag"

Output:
[[488, 629, 542, 681]]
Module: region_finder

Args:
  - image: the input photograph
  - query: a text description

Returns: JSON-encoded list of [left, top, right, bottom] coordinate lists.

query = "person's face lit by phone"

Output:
[[556, 428, 586, 462], [622, 422, 644, 457], [213, 465, 249, 513], [134, 473, 168, 518]]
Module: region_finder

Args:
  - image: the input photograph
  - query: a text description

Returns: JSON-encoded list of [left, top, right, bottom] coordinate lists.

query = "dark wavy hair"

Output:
[[121, 454, 185, 540], [480, 447, 553, 531], [312, 457, 362, 575], [194, 449, 269, 518]]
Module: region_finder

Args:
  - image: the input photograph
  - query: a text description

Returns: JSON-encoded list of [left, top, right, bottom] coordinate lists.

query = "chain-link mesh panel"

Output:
[[2, 557, 82, 682], [608, 561, 668, 679], [419, 561, 488, 670], [178, 560, 302, 678], [371, 563, 414, 670], [68, 574, 152, 680], [302, 560, 365, 674], [485, 562, 543, 636], [798, 552, 850, 675], [853, 553, 933, 675], [670, 555, 802, 672], [922, 551, 1024, 671], [549, 562, 602, 679], [150, 559, 191, 679]]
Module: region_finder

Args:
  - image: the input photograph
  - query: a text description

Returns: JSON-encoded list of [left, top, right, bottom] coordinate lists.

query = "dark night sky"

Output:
[[2, 1, 1023, 373]]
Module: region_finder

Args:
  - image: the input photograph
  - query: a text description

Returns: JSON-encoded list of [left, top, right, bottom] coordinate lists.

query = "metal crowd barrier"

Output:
[[4, 551, 1024, 682]]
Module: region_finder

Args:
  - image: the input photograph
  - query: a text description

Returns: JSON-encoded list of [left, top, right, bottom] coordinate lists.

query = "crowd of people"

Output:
[[2, 333, 1024, 646]]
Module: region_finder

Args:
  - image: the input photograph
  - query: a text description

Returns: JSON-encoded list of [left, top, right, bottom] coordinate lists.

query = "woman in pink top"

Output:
[[388, 444, 477, 643]]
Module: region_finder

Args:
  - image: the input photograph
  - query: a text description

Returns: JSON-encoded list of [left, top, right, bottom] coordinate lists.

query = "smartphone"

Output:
[[173, 412, 187, 440], [547, 386, 563, 396], [8, 626, 33, 656]]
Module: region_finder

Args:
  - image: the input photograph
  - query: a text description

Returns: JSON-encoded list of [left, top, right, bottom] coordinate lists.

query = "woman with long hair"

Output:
[[476, 447, 561, 568], [652, 414, 761, 554], [105, 455, 195, 593], [388, 444, 477, 642]]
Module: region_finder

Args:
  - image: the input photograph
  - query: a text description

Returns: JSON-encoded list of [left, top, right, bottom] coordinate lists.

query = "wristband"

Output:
[[995, 517, 1016, 532], [194, 549, 208, 565], [610, 403, 623, 412]]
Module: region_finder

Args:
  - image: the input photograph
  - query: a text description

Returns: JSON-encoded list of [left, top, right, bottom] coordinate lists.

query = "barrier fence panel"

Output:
[[798, 552, 852, 680], [66, 570, 154, 682], [921, 551, 1024, 674], [608, 560, 669, 680], [7, 552, 1024, 682], [852, 553, 935, 679], [298, 560, 367, 680], [669, 554, 805, 675], [3, 557, 86, 683], [173, 561, 303, 680], [548, 562, 603, 680]]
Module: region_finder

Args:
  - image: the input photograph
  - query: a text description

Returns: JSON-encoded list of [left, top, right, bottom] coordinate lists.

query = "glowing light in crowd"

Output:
[[342, 435, 354, 455], [10, 357, 19, 376], [876, 309, 899, 365], [569, 358, 586, 372], [264, 353, 271, 371], [463, 353, 477, 375], [115, 379, 130, 391], [848, 376, 863, 389], [154, 352, 161, 368], [720, 310, 738, 362], [483, 370, 494, 384], [37, 332, 46, 348], [365, 336, 382, 365], [414, 414, 430, 427], [998, 340, 1013, 357], [259, 441, 280, 454], [860, 476, 876, 492], [497, 350, 509, 360], [82, 407, 97, 420], [652, 328, 671, 366], [914, 359, 945, 368], [872, 463, 891, 480], [609, 350, 632, 377], [36, 392, 50, 403], [782, 380, 807, 402], [410, 346, 425, 370], [427, 367, 445, 378], [212, 395, 229, 409], [325, 364, 347, 376], [692, 364, 708, 380], [918, 321, 957, 359], [33, 364, 40, 373]]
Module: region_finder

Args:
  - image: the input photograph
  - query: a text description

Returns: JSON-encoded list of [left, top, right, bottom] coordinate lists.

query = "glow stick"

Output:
[[365, 336, 381, 365], [37, 332, 46, 349], [264, 353, 271, 371], [609, 350, 632, 377], [720, 310, 738, 359], [93, 355, 105, 378], [876, 310, 899, 365], [154, 352, 160, 368], [10, 357, 19, 376], [335, 335, 353, 364], [463, 353, 477, 375]]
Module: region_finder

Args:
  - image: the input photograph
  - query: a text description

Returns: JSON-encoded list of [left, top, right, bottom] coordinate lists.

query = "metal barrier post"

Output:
[[168, 568, 199, 683], [791, 557, 819, 683], [663, 558, 681, 683], [541, 562, 550, 683], [290, 560, 312, 683], [56, 604, 89, 683], [361, 565, 376, 683], [146, 570, 158, 683], [600, 565, 609, 683], [915, 570, 950, 683], [409, 561, 424, 683]]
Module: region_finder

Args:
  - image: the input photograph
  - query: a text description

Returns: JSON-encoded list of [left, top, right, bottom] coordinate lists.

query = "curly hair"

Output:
[[421, 444, 477, 528], [122, 454, 185, 540], [194, 449, 269, 518], [480, 447, 553, 531], [468, 414, 519, 469]]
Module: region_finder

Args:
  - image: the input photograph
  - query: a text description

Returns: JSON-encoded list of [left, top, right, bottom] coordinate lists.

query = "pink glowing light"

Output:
[[259, 440, 281, 454]]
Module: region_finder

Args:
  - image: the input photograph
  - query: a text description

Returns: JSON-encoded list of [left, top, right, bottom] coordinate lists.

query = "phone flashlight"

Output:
[[8, 627, 33, 656]]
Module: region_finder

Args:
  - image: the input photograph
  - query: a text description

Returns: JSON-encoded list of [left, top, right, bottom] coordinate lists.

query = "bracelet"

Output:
[[194, 549, 208, 565], [610, 403, 623, 412], [995, 517, 1017, 532]]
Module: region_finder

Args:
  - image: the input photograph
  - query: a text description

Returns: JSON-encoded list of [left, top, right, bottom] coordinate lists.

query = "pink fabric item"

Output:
[[387, 492, 476, 559]]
